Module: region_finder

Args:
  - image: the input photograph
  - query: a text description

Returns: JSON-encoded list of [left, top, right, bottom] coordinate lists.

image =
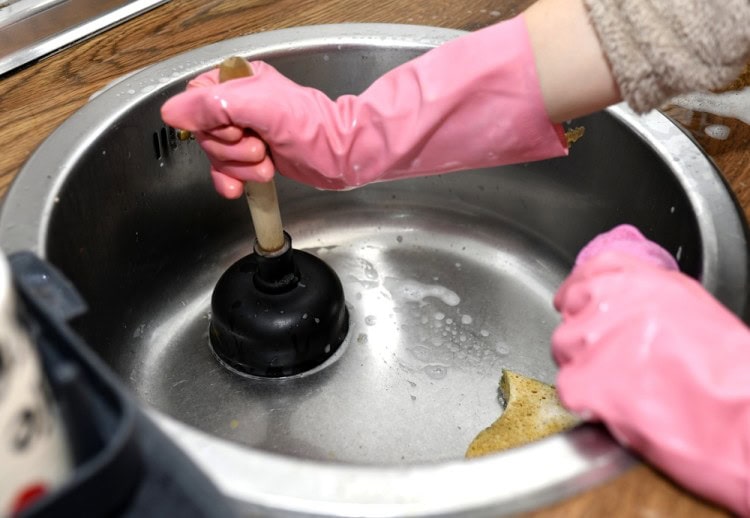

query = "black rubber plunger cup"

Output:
[[207, 57, 348, 377], [210, 232, 349, 377]]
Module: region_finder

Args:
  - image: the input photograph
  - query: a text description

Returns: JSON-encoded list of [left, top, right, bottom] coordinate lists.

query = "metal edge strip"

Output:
[[0, 0, 170, 76]]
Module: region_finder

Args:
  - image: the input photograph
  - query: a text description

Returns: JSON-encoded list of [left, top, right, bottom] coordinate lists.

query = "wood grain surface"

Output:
[[0, 1, 745, 516]]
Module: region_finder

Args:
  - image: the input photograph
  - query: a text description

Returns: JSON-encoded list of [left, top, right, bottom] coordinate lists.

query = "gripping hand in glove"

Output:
[[160, 16, 568, 198], [552, 224, 750, 517]]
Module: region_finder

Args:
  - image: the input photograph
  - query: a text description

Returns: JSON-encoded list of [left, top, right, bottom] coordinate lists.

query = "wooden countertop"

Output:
[[0, 1, 744, 516]]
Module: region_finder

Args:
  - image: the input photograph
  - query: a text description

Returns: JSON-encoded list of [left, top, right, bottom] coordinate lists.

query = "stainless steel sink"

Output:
[[2, 24, 749, 517]]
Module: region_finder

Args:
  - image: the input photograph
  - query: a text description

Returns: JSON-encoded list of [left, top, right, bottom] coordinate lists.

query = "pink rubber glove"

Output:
[[553, 225, 750, 516], [160, 15, 567, 198]]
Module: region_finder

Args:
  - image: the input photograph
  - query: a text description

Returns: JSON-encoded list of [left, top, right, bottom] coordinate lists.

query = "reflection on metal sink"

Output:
[[0, 0, 168, 75], [1, 24, 748, 517]]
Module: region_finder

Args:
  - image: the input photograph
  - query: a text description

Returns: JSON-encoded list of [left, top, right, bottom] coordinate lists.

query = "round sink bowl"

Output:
[[2, 24, 749, 517]]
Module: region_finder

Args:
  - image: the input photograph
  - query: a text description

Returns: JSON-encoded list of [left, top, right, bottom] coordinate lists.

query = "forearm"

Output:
[[524, 0, 620, 123]]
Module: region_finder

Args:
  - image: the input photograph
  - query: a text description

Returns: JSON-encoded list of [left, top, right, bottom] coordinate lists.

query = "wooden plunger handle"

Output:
[[219, 56, 286, 254]]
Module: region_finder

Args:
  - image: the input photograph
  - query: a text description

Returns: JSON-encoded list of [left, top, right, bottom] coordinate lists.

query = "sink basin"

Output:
[[2, 24, 749, 517]]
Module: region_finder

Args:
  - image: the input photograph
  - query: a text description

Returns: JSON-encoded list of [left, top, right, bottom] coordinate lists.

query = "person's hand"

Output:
[[160, 16, 568, 198], [552, 224, 750, 516]]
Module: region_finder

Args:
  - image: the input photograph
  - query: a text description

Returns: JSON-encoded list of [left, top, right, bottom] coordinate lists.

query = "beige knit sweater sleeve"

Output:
[[583, 0, 750, 113]]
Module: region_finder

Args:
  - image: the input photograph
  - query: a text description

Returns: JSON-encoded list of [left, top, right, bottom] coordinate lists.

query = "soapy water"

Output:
[[670, 87, 750, 125], [667, 87, 750, 140], [383, 277, 460, 306], [328, 252, 513, 379]]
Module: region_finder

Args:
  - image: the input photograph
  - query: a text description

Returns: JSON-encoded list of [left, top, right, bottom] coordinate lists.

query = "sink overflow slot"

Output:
[[153, 126, 179, 160]]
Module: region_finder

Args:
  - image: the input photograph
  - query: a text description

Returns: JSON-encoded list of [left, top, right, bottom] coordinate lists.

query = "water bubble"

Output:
[[424, 365, 448, 380]]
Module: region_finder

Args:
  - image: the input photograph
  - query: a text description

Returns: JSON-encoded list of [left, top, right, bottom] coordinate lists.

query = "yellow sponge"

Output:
[[466, 369, 580, 458]]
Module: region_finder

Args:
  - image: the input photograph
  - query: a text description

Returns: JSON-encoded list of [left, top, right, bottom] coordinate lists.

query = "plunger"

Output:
[[208, 57, 349, 378]]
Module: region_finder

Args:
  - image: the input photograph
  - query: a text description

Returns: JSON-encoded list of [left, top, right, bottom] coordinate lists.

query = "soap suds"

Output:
[[704, 124, 731, 140], [383, 277, 460, 306], [670, 87, 750, 125]]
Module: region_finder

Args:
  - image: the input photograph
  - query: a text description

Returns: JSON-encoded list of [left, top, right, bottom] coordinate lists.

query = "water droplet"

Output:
[[365, 315, 377, 325], [424, 365, 448, 380], [133, 323, 145, 338]]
